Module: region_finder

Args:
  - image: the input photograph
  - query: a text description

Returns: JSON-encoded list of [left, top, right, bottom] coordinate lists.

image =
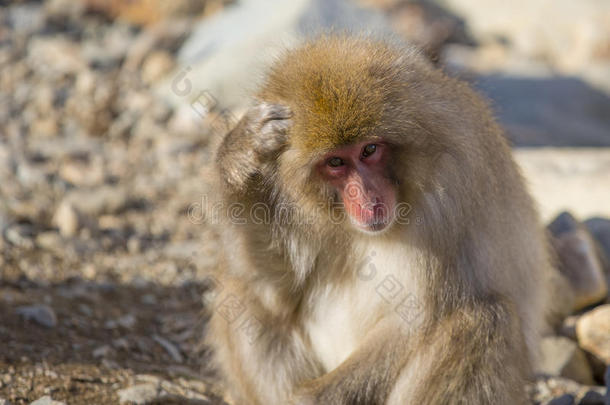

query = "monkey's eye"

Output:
[[327, 157, 344, 167], [362, 144, 377, 158]]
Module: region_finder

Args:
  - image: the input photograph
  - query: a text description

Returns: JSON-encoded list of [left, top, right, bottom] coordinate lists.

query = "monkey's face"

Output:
[[316, 140, 397, 234]]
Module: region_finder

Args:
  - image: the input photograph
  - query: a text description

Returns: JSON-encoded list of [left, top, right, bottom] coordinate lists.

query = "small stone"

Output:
[[579, 390, 605, 405], [4, 224, 35, 249], [141, 51, 175, 85], [604, 366, 610, 405], [576, 305, 610, 365], [45, 0, 86, 20], [27, 37, 86, 76], [548, 394, 575, 405], [141, 294, 156, 305], [560, 315, 579, 341], [65, 186, 129, 217], [16, 305, 57, 328], [92, 345, 112, 358], [98, 215, 123, 230], [105, 314, 136, 330], [539, 336, 594, 385], [36, 232, 63, 252], [127, 237, 142, 254], [53, 200, 80, 237], [117, 383, 160, 404], [30, 117, 59, 137], [548, 212, 608, 310], [584, 217, 610, 267], [113, 338, 130, 350], [30, 395, 66, 405], [152, 335, 183, 363]]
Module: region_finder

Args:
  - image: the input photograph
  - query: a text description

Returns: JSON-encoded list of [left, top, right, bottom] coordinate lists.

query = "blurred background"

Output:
[[0, 0, 609, 404]]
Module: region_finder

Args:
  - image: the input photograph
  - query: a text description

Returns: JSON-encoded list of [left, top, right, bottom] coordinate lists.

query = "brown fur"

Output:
[[207, 34, 550, 405]]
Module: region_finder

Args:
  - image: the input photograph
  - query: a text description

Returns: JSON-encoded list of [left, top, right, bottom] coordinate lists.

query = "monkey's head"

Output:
[[260, 36, 447, 235]]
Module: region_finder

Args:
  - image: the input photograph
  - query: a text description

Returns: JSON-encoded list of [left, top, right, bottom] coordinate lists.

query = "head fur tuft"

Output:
[[259, 35, 409, 153]]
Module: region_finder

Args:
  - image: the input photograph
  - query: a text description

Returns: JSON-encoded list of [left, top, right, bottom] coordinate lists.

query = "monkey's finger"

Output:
[[257, 102, 293, 123], [258, 119, 292, 154], [264, 118, 293, 135]]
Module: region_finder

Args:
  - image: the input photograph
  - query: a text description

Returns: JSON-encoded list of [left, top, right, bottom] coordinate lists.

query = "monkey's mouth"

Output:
[[349, 202, 395, 234]]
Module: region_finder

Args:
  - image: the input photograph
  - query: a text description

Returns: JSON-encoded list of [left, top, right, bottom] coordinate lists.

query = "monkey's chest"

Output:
[[305, 285, 373, 372], [304, 243, 419, 372]]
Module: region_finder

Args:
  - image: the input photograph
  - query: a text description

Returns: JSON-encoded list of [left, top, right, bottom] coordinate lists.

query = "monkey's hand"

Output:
[[216, 103, 293, 194]]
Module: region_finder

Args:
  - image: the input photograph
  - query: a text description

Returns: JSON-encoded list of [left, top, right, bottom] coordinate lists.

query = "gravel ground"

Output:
[[1, 1, 608, 404], [1, 1, 229, 403]]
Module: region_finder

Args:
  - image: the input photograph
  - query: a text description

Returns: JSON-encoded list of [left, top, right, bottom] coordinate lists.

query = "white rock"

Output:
[[27, 37, 86, 77], [30, 395, 65, 405], [441, 0, 610, 74], [53, 200, 80, 237], [515, 149, 610, 223], [548, 212, 608, 311], [117, 383, 160, 404], [538, 336, 594, 385], [141, 51, 175, 85], [157, 0, 391, 109], [576, 304, 610, 365]]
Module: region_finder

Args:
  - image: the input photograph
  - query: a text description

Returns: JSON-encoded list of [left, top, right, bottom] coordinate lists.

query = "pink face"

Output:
[[317, 140, 397, 233]]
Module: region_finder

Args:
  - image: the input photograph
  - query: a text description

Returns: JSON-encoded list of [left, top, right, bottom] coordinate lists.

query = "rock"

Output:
[[539, 336, 595, 385], [8, 3, 45, 36], [117, 383, 160, 404], [604, 366, 610, 405], [59, 160, 105, 187], [585, 217, 610, 268], [30, 396, 66, 405], [441, 0, 610, 72], [92, 345, 112, 358], [548, 212, 608, 310], [4, 224, 35, 249], [560, 315, 580, 341], [363, 0, 472, 60], [152, 335, 183, 363], [548, 394, 576, 405], [53, 200, 80, 237], [123, 19, 194, 71], [159, 0, 392, 110], [27, 37, 86, 77], [104, 314, 136, 330], [141, 51, 175, 85], [81, 24, 135, 70], [81, 0, 212, 25], [30, 116, 59, 137], [45, 0, 86, 21], [515, 150, 610, 222], [36, 231, 63, 252], [64, 186, 130, 217], [529, 375, 603, 405], [579, 390, 606, 405], [576, 305, 610, 365], [16, 305, 58, 328], [474, 76, 610, 147]]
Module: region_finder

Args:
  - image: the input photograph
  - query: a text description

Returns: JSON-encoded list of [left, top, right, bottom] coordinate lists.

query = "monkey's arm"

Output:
[[215, 103, 292, 194], [293, 297, 528, 405]]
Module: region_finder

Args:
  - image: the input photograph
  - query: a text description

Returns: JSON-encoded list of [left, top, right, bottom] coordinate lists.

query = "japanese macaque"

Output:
[[206, 35, 550, 405]]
